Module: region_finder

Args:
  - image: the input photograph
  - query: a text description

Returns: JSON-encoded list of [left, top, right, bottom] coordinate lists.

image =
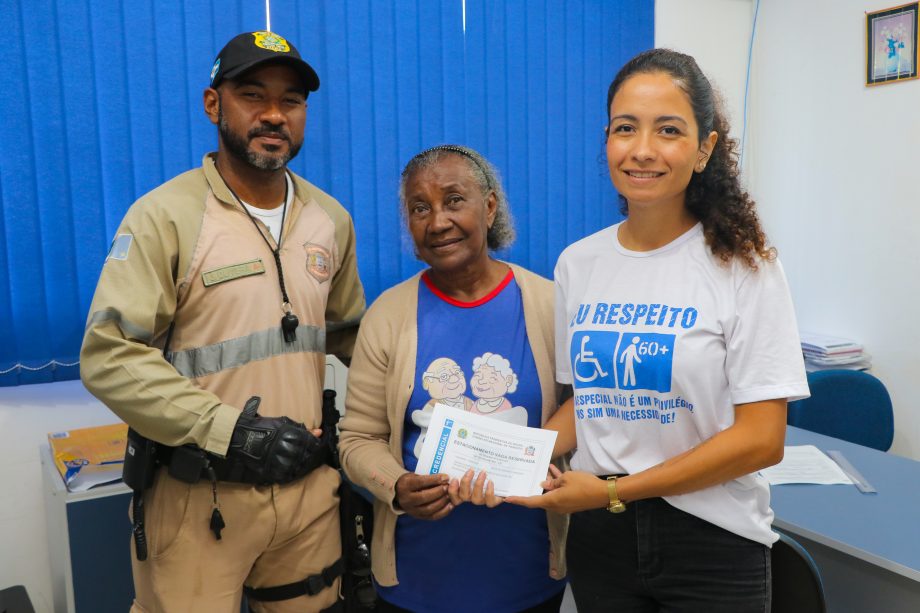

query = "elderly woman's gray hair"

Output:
[[398, 145, 515, 251]]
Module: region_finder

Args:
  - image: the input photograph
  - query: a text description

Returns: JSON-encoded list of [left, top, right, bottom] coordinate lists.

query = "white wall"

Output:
[[656, 0, 754, 145], [0, 381, 114, 612], [657, 0, 920, 460], [751, 0, 920, 459]]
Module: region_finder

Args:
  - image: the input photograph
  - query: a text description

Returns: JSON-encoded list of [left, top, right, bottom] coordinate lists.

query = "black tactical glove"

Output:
[[228, 396, 323, 484]]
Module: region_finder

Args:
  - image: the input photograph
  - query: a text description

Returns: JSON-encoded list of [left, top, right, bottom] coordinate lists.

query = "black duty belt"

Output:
[[156, 441, 332, 486]]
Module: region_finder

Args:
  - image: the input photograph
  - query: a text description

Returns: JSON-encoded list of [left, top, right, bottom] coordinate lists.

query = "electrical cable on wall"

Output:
[[739, 0, 761, 169], [0, 360, 80, 375]]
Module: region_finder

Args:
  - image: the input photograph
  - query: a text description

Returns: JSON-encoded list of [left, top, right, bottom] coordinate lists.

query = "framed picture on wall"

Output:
[[866, 2, 919, 85]]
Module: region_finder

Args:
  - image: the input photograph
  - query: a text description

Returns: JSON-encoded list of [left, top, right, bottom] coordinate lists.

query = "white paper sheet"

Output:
[[415, 403, 557, 497], [760, 445, 854, 485]]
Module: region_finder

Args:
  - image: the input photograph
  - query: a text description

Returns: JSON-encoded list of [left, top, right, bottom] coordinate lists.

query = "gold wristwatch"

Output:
[[606, 476, 627, 513]]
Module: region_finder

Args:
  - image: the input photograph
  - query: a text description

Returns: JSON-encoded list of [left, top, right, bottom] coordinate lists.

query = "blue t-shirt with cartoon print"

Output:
[[375, 270, 565, 612]]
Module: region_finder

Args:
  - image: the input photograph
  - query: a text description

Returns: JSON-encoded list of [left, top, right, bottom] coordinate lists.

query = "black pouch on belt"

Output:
[[321, 389, 377, 611], [338, 478, 377, 612]]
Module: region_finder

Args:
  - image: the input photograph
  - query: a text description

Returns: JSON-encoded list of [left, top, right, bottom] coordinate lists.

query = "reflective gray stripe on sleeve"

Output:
[[85, 308, 154, 344], [167, 325, 325, 379]]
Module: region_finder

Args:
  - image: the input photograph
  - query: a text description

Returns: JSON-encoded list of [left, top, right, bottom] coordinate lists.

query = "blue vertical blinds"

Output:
[[0, 0, 653, 386]]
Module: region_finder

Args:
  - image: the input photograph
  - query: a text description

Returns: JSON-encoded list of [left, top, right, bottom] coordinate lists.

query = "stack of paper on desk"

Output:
[[800, 331, 871, 372], [760, 445, 853, 485]]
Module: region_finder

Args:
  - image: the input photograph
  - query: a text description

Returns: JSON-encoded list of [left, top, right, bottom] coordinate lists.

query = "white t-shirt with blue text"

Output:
[[554, 222, 809, 546]]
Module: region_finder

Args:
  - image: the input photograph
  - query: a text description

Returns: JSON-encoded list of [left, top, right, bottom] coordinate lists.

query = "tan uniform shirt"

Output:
[[81, 154, 365, 455]]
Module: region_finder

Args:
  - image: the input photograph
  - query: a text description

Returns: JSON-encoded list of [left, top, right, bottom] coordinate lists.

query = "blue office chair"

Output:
[[787, 369, 894, 451], [771, 532, 826, 613]]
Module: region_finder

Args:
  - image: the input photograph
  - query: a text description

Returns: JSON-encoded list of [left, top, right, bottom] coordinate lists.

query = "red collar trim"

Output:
[[421, 269, 514, 308]]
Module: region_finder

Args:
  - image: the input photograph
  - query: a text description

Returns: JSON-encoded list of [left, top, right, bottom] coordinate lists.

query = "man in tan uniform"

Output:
[[80, 31, 365, 613]]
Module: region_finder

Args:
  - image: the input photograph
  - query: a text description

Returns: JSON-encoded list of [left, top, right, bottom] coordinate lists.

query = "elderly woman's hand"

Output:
[[394, 473, 453, 520], [448, 469, 503, 508]]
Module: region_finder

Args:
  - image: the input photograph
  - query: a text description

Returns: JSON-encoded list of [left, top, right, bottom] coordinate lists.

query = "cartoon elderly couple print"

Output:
[[412, 352, 528, 458]]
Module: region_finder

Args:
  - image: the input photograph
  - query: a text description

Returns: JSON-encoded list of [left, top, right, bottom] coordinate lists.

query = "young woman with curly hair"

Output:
[[509, 49, 809, 612]]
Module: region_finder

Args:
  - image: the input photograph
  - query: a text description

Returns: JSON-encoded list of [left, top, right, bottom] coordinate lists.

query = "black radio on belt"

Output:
[[123, 428, 157, 491], [123, 428, 158, 561]]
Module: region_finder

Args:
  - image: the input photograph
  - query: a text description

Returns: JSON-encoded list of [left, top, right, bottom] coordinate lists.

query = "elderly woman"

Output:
[[339, 145, 567, 613]]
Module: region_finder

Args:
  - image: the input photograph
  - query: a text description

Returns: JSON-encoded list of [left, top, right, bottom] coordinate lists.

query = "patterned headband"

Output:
[[406, 145, 493, 190]]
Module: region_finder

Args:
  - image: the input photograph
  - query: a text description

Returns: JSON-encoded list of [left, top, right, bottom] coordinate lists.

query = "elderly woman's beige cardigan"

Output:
[[339, 262, 568, 586]]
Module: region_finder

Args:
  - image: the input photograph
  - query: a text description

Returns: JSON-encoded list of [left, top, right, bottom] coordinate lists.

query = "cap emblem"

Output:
[[210, 58, 221, 83], [252, 31, 291, 53]]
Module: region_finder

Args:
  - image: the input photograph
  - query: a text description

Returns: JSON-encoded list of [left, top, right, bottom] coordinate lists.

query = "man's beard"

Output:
[[218, 106, 303, 171]]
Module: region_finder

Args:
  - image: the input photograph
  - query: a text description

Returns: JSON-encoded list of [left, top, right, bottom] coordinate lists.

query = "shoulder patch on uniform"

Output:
[[106, 233, 133, 261], [202, 259, 266, 287], [304, 243, 332, 283]]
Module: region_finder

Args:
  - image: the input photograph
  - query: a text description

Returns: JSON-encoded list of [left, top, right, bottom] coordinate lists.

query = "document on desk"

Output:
[[415, 404, 557, 497], [760, 445, 854, 485]]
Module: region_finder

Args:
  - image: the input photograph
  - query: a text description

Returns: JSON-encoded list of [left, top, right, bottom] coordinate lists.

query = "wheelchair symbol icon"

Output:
[[574, 335, 609, 383]]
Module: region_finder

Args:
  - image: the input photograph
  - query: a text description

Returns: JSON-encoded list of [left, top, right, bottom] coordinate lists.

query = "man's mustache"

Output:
[[249, 126, 290, 141]]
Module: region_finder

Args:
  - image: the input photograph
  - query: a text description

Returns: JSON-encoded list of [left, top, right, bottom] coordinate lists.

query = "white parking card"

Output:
[[415, 403, 558, 497]]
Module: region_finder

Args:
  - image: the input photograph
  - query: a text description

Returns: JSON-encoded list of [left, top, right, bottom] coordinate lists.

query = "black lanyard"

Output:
[[221, 173, 299, 343]]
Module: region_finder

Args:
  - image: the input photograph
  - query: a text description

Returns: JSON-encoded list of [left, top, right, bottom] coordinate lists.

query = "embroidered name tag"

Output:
[[202, 259, 266, 287]]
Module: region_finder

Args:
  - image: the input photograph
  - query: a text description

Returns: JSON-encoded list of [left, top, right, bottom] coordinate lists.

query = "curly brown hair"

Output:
[[608, 49, 775, 270]]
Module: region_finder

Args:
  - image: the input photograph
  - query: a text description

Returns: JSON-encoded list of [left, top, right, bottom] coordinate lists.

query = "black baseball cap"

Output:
[[209, 31, 320, 93]]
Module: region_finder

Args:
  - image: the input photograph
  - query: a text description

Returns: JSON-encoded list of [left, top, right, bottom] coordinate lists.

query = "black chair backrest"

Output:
[[771, 532, 826, 613], [0, 585, 36, 613]]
